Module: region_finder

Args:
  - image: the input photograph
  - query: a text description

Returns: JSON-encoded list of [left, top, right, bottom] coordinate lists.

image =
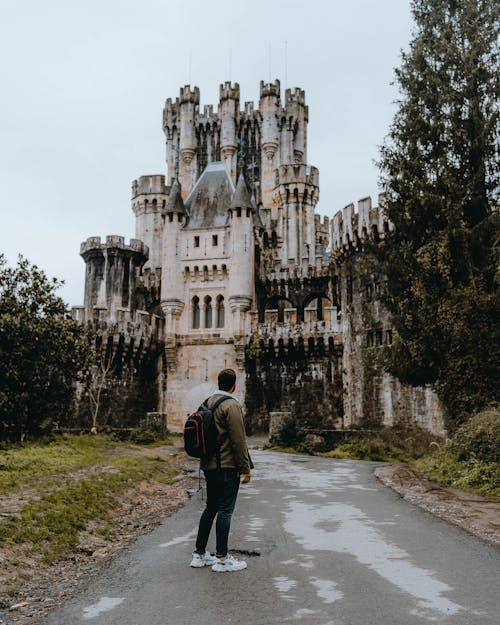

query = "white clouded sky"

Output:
[[0, 0, 413, 305]]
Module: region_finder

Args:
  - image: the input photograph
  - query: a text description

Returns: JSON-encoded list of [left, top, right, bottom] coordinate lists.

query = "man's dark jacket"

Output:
[[199, 393, 251, 474]]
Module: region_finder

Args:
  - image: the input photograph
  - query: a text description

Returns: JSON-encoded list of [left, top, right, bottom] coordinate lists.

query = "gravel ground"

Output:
[[375, 463, 500, 547]]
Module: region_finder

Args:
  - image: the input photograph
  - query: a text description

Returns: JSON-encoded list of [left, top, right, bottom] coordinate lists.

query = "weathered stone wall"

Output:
[[73, 334, 161, 430], [245, 340, 344, 433], [334, 246, 445, 436]]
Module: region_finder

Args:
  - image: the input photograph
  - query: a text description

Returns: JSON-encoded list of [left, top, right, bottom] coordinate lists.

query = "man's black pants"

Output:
[[195, 468, 240, 558]]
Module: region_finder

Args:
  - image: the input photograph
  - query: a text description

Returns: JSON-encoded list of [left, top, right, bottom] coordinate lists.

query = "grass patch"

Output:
[[0, 434, 118, 493], [324, 439, 412, 462], [0, 435, 178, 564], [415, 446, 500, 499]]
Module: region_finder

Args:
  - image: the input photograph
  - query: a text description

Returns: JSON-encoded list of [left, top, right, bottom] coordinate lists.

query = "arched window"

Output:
[[204, 295, 212, 329], [216, 295, 225, 328], [192, 296, 200, 329]]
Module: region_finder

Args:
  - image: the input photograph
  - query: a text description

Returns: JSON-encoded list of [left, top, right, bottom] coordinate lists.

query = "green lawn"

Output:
[[0, 434, 178, 564]]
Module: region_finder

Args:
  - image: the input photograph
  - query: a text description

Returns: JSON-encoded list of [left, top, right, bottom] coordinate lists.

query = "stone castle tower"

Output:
[[73, 80, 445, 436]]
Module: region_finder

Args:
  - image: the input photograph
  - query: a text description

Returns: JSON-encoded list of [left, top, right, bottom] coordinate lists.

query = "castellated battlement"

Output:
[[285, 87, 306, 107], [72, 305, 164, 349], [131, 174, 168, 199], [331, 194, 394, 254], [260, 79, 281, 99], [274, 164, 319, 188], [219, 81, 240, 102], [314, 214, 330, 230], [179, 84, 200, 104], [197, 104, 215, 123], [163, 97, 179, 130], [315, 214, 330, 244], [80, 236, 148, 258], [265, 263, 330, 283]]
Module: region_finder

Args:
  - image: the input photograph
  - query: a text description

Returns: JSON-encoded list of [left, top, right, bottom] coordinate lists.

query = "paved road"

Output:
[[45, 451, 499, 625]]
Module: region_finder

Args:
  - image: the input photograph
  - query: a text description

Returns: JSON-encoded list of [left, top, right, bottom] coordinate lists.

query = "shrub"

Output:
[[272, 413, 303, 447], [129, 428, 159, 445], [450, 406, 500, 463], [416, 445, 500, 499]]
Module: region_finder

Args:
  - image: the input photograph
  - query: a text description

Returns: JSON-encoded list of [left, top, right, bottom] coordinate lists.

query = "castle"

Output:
[[73, 80, 445, 437]]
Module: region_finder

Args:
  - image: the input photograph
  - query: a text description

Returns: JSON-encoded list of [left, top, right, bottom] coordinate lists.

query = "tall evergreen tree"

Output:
[[378, 0, 499, 431]]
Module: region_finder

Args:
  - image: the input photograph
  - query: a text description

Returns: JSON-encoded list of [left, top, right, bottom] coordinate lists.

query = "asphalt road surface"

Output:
[[44, 451, 499, 625]]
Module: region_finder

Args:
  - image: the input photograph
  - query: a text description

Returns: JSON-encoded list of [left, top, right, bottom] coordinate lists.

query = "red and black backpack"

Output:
[[184, 396, 230, 464]]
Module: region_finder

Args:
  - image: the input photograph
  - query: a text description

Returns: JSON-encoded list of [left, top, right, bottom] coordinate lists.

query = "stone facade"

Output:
[[73, 80, 445, 436]]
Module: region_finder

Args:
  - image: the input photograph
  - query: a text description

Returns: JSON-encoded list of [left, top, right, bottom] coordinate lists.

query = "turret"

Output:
[[160, 179, 186, 338], [162, 97, 179, 186], [80, 236, 148, 322], [259, 79, 281, 210], [219, 82, 240, 181], [285, 87, 308, 164], [131, 174, 168, 269], [228, 175, 254, 338], [178, 85, 199, 198], [272, 164, 320, 267]]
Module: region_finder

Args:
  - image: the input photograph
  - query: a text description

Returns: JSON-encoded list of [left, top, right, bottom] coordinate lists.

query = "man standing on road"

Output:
[[190, 368, 252, 573]]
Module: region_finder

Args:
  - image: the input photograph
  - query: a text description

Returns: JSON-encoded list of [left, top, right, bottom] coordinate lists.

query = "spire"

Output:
[[165, 179, 187, 215], [230, 174, 253, 210]]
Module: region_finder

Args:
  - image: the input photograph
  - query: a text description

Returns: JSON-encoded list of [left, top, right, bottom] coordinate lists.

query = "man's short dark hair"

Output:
[[218, 368, 236, 392]]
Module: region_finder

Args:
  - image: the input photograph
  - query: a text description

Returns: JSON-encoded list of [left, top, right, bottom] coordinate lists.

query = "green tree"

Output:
[[0, 255, 93, 442], [378, 0, 499, 431]]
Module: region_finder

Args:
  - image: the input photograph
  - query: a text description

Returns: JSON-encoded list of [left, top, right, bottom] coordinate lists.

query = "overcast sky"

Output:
[[0, 0, 413, 305]]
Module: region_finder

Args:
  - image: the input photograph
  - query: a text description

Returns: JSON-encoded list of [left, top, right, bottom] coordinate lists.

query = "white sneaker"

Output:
[[190, 551, 217, 568], [211, 554, 247, 572]]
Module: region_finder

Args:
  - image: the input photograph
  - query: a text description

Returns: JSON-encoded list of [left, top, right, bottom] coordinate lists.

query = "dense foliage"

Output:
[[416, 407, 500, 498], [378, 0, 500, 430], [0, 255, 92, 442], [450, 405, 500, 463]]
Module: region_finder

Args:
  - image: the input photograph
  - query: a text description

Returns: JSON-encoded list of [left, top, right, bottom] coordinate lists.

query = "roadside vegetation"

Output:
[[415, 408, 500, 499], [271, 406, 500, 500], [0, 433, 180, 606]]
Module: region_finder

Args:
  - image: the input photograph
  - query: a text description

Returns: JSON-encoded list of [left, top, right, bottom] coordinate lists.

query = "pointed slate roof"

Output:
[[165, 179, 187, 215], [230, 174, 253, 210], [184, 162, 235, 229]]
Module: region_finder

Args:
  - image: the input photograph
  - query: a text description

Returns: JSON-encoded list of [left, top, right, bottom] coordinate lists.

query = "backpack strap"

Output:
[[209, 395, 232, 470]]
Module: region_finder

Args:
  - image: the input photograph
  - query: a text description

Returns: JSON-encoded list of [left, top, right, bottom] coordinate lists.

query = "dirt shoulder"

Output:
[[375, 463, 500, 547], [0, 442, 198, 625]]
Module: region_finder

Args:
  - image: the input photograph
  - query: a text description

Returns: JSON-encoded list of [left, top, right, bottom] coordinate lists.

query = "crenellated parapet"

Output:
[[265, 263, 330, 284], [331, 194, 394, 258], [285, 87, 306, 109], [219, 81, 240, 102], [315, 215, 330, 247], [260, 79, 281, 99], [72, 306, 165, 380], [131, 174, 168, 201], [257, 313, 340, 337], [179, 84, 200, 105], [80, 235, 148, 258], [273, 164, 319, 196]]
